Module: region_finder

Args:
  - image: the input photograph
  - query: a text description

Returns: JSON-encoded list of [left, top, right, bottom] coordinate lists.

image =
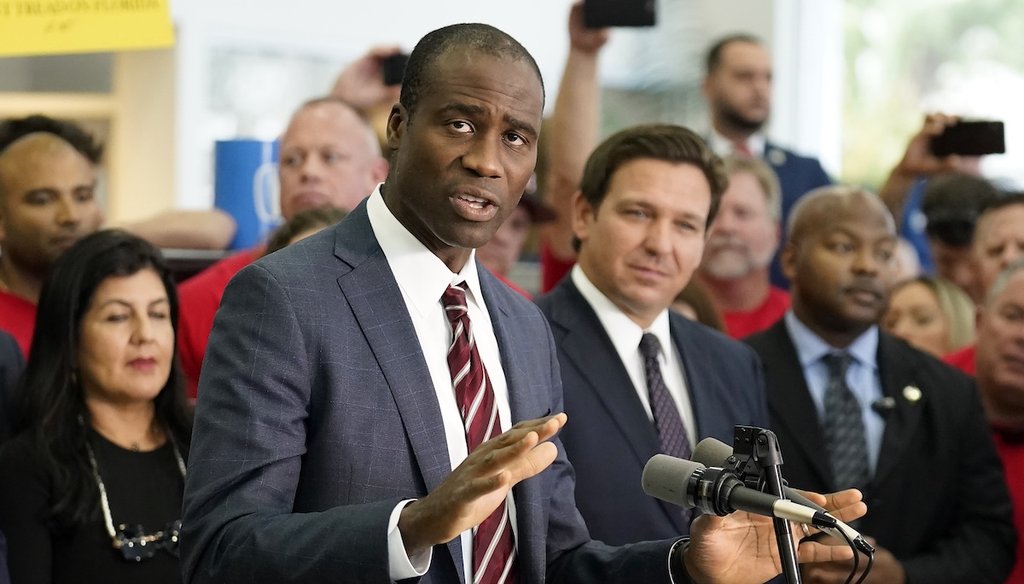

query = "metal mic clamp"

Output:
[[733, 425, 802, 584]]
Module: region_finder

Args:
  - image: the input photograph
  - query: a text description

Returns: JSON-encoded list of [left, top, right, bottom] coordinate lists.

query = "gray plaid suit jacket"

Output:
[[181, 201, 677, 584]]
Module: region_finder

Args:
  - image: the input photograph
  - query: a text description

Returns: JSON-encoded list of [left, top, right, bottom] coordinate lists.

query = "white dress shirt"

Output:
[[366, 187, 518, 581], [570, 265, 698, 447], [706, 127, 767, 160]]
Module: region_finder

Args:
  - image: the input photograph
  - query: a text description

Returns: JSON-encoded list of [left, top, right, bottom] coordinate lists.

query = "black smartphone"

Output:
[[583, 0, 656, 28], [380, 53, 409, 86], [930, 120, 1005, 157]]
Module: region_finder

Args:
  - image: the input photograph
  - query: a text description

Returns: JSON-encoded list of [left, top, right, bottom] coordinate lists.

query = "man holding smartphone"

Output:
[[876, 113, 1005, 286]]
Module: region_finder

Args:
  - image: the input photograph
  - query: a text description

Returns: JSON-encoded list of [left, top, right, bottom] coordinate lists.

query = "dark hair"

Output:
[[706, 33, 763, 75], [673, 280, 725, 332], [263, 205, 347, 257], [0, 114, 103, 163], [922, 174, 1000, 247], [400, 23, 545, 118], [577, 124, 728, 247], [19, 229, 191, 530], [978, 191, 1024, 222]]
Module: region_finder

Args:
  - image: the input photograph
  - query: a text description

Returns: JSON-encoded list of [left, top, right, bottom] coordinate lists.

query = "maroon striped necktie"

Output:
[[441, 283, 518, 584]]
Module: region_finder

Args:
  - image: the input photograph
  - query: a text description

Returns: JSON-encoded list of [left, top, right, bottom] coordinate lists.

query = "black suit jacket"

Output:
[[536, 278, 769, 544], [745, 321, 1016, 584]]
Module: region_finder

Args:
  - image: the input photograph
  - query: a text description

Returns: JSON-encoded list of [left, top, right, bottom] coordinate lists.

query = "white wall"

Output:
[[774, 0, 843, 176], [169, 0, 579, 208], [165, 0, 840, 208]]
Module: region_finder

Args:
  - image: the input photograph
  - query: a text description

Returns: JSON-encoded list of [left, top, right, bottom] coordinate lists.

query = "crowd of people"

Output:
[[0, 3, 1021, 583]]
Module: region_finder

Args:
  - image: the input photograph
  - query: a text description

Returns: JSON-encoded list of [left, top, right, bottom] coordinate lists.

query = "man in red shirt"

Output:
[[970, 259, 1024, 584], [176, 97, 388, 396], [697, 156, 789, 338], [0, 119, 106, 356], [944, 193, 1024, 371], [0, 115, 239, 359]]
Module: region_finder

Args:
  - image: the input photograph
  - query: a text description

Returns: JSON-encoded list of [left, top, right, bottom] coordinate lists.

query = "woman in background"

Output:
[[882, 275, 975, 358], [672, 279, 726, 333], [0, 230, 191, 584]]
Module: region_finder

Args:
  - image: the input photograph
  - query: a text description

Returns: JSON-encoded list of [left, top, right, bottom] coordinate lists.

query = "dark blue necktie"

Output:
[[640, 333, 693, 525], [639, 334, 692, 461]]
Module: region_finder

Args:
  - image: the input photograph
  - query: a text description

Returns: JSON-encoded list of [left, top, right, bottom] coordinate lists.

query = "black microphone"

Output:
[[692, 437, 824, 509], [642, 455, 837, 529], [692, 437, 874, 554]]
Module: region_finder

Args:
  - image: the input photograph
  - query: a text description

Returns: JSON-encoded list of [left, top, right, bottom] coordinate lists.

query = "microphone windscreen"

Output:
[[642, 454, 704, 508], [692, 437, 733, 467]]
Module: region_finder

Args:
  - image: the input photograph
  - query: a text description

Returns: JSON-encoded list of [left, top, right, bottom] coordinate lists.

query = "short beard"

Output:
[[701, 237, 773, 280], [702, 251, 756, 280], [719, 102, 766, 134]]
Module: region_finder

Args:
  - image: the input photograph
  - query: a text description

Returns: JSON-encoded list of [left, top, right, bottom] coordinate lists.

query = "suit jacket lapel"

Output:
[[670, 317, 716, 438], [761, 322, 834, 488], [551, 281, 662, 464], [872, 334, 925, 488], [547, 281, 685, 533], [332, 204, 465, 583]]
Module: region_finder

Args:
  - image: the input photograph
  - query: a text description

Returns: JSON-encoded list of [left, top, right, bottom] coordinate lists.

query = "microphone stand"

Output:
[[735, 426, 802, 584]]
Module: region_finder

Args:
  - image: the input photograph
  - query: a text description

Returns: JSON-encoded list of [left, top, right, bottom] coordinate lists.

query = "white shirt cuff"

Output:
[[388, 499, 432, 581]]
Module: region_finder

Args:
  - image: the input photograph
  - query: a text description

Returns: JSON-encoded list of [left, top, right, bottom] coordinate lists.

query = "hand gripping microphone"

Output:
[[641, 455, 837, 529], [691, 437, 874, 555]]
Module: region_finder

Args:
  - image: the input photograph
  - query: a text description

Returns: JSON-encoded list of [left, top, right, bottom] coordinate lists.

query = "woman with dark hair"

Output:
[[0, 229, 191, 584], [671, 280, 726, 332]]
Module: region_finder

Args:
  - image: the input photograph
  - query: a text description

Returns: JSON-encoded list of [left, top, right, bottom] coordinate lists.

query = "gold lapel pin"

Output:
[[902, 385, 922, 403]]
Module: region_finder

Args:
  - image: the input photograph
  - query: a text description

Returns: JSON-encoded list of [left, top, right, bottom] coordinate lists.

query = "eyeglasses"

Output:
[[113, 519, 182, 562]]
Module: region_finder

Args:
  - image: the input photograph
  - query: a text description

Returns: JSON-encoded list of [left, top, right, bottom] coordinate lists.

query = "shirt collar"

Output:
[[366, 185, 483, 317], [707, 127, 767, 159], [571, 264, 672, 359], [784, 310, 878, 370]]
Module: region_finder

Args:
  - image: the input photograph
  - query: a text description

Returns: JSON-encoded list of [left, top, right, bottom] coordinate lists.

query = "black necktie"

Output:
[[822, 352, 870, 490]]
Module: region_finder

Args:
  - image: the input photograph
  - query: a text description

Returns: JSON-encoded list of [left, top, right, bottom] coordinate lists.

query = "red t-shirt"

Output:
[[540, 240, 575, 294], [723, 287, 791, 340], [945, 345, 1022, 582], [943, 344, 976, 375], [176, 249, 261, 398], [994, 432, 1024, 584], [0, 290, 37, 357]]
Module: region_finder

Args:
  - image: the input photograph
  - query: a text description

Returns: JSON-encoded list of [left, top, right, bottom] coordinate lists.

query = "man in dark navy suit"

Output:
[[536, 124, 769, 545], [701, 34, 832, 288]]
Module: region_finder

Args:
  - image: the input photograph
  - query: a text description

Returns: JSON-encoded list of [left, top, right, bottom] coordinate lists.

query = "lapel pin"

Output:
[[902, 385, 922, 403]]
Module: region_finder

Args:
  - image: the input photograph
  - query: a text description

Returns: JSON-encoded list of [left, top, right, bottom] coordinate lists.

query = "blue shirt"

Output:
[[898, 179, 935, 274], [783, 311, 886, 474]]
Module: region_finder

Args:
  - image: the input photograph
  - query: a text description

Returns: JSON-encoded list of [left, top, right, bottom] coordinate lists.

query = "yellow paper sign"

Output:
[[0, 0, 175, 56]]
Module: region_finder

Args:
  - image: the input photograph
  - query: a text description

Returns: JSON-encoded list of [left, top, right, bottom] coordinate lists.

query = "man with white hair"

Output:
[[973, 259, 1024, 584], [697, 155, 788, 338]]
